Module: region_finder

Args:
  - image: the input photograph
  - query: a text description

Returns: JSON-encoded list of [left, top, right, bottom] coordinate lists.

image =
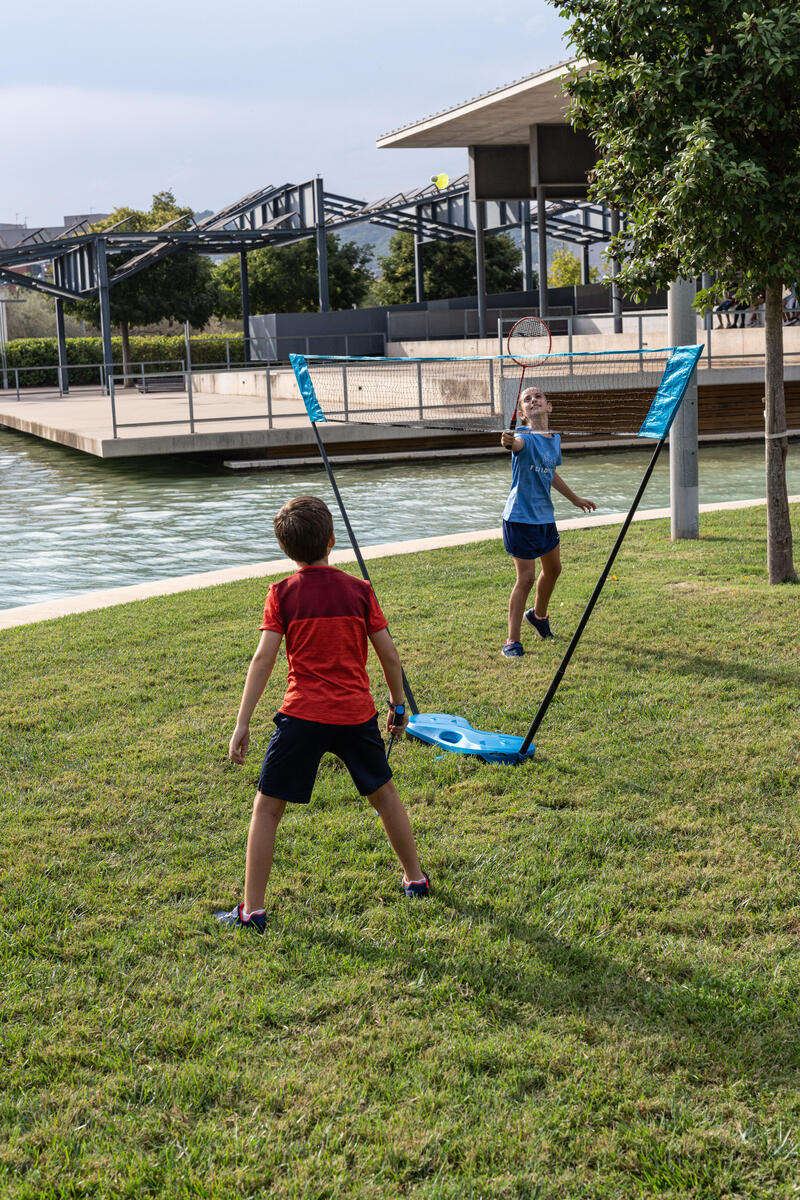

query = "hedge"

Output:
[[1, 334, 246, 389]]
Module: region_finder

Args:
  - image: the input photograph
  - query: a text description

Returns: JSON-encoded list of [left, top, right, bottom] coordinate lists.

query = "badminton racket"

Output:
[[506, 315, 551, 431]]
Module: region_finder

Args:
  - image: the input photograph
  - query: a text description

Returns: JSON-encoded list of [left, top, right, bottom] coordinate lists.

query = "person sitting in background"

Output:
[[715, 289, 736, 328]]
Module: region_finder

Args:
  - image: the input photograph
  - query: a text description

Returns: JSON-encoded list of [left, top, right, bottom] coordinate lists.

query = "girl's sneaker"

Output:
[[524, 609, 553, 639], [501, 640, 525, 659], [403, 871, 431, 898], [215, 903, 266, 933]]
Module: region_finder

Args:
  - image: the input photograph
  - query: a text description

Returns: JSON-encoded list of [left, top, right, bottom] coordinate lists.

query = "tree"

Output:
[[212, 235, 374, 318], [68, 191, 217, 384], [551, 0, 799, 582], [547, 245, 599, 287], [374, 232, 523, 305]]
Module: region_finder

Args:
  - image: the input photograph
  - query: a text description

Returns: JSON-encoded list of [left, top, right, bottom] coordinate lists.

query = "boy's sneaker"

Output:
[[501, 640, 525, 659], [403, 871, 430, 898], [524, 609, 554, 639], [215, 902, 266, 933]]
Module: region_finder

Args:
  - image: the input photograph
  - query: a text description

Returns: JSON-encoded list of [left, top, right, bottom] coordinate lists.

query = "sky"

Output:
[[2, 0, 571, 228]]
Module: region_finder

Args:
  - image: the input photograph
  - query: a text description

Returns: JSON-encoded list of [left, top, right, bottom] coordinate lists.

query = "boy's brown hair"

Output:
[[274, 496, 334, 564]]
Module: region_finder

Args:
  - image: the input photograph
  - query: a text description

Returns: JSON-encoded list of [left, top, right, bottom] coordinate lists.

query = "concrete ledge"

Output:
[[1, 496, 797, 632]]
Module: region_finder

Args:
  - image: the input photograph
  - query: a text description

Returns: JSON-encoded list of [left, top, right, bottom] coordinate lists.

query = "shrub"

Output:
[[2, 334, 246, 389]]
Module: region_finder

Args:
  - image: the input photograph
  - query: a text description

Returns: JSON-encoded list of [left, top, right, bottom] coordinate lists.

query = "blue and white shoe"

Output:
[[501, 640, 525, 660], [402, 871, 430, 898], [215, 903, 266, 933], [524, 609, 553, 640]]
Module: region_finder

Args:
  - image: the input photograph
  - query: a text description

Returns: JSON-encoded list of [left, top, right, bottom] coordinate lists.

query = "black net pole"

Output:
[[519, 435, 667, 754], [311, 421, 419, 715]]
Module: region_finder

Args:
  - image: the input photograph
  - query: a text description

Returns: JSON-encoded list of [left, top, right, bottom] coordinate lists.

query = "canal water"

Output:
[[1, 428, 798, 611]]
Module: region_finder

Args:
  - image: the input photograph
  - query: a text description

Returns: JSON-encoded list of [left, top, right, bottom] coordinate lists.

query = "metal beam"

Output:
[[0, 266, 82, 303]]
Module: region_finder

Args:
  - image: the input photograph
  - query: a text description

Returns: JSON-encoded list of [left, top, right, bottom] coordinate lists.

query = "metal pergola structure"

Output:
[[0, 175, 613, 392]]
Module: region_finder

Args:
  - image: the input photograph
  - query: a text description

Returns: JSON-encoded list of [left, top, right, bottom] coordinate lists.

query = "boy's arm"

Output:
[[229, 630, 282, 764], [552, 471, 597, 514], [368, 626, 409, 736]]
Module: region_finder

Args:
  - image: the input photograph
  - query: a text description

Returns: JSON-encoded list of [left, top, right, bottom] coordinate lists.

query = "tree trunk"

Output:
[[120, 320, 134, 389], [764, 284, 798, 583]]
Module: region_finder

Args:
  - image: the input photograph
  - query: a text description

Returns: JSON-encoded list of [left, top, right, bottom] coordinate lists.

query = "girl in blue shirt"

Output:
[[499, 387, 596, 659]]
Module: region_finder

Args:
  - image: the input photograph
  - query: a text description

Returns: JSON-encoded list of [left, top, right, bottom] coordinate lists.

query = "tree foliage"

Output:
[[550, 0, 798, 582], [553, 2, 800, 305], [68, 191, 217, 332], [212, 236, 374, 317], [373, 232, 523, 305], [547, 246, 599, 287]]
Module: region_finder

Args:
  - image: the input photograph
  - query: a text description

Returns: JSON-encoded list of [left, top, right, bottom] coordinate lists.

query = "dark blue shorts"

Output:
[[257, 712, 392, 805], [502, 519, 560, 561]]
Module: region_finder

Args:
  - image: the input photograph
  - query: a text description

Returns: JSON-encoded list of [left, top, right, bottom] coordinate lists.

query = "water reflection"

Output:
[[1, 428, 796, 610]]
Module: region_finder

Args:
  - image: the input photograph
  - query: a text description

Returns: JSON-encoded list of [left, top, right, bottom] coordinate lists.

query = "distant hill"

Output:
[[334, 222, 395, 267]]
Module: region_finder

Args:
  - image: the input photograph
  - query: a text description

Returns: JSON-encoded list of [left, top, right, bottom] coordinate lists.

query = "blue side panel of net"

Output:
[[290, 354, 326, 423], [638, 345, 703, 439]]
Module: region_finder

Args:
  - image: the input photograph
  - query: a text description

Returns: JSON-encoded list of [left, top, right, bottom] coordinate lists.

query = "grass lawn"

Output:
[[1, 505, 799, 1199]]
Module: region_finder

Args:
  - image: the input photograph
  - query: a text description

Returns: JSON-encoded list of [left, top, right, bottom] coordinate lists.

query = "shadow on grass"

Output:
[[619, 645, 800, 689], [282, 889, 800, 1086]]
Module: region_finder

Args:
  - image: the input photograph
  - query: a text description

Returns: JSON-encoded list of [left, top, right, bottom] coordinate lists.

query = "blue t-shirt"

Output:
[[502, 430, 562, 524]]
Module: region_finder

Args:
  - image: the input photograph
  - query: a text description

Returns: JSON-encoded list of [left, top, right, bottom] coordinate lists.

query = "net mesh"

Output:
[[296, 351, 674, 440]]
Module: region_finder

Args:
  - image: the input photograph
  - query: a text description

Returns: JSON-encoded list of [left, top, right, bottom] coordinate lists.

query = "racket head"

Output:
[[506, 315, 551, 368]]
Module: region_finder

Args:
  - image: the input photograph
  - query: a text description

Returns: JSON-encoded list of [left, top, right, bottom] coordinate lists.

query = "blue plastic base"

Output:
[[406, 713, 535, 766]]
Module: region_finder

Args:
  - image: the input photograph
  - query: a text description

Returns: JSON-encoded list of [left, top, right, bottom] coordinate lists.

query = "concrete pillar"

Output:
[[668, 277, 700, 539]]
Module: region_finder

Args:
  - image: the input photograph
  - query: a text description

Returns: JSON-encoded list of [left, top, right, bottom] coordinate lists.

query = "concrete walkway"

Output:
[[1, 496, 796, 632]]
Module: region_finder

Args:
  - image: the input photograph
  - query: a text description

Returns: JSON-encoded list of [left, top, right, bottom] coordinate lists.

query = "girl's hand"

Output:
[[573, 496, 597, 513]]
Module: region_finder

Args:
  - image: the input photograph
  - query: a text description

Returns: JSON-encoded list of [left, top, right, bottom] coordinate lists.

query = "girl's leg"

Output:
[[244, 791, 287, 913], [370, 780, 423, 882], [508, 556, 537, 642], [533, 543, 562, 617]]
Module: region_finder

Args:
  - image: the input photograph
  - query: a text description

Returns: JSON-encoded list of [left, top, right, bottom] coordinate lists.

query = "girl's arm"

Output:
[[500, 430, 524, 452], [552, 472, 597, 514], [229, 630, 282, 763]]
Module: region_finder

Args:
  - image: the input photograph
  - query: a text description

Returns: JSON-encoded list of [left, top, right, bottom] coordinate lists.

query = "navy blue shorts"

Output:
[[257, 712, 392, 805], [502, 519, 560, 561]]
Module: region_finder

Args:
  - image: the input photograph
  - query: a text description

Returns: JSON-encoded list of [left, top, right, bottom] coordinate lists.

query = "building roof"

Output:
[[376, 58, 591, 149]]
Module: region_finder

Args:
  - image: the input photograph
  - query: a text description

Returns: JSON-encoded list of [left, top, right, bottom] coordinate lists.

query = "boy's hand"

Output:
[[572, 496, 597, 513], [387, 704, 409, 738], [229, 723, 250, 764]]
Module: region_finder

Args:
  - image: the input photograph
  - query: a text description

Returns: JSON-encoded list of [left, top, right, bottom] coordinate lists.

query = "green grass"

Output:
[[2, 506, 799, 1199]]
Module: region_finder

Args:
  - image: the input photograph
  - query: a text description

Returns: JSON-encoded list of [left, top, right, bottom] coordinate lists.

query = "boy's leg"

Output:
[[508, 556, 537, 643], [370, 780, 423, 883], [244, 791, 287, 913], [533, 543, 562, 618]]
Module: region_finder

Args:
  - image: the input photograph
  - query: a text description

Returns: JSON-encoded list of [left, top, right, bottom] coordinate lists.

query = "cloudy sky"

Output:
[[3, 0, 571, 228]]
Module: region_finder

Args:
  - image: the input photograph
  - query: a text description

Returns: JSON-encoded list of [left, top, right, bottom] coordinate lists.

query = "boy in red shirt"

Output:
[[216, 496, 429, 932]]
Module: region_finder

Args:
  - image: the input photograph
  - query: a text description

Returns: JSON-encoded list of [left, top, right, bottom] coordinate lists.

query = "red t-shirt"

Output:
[[260, 566, 388, 724]]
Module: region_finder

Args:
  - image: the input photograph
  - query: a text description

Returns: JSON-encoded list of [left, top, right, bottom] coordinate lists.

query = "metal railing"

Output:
[[106, 365, 296, 438]]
